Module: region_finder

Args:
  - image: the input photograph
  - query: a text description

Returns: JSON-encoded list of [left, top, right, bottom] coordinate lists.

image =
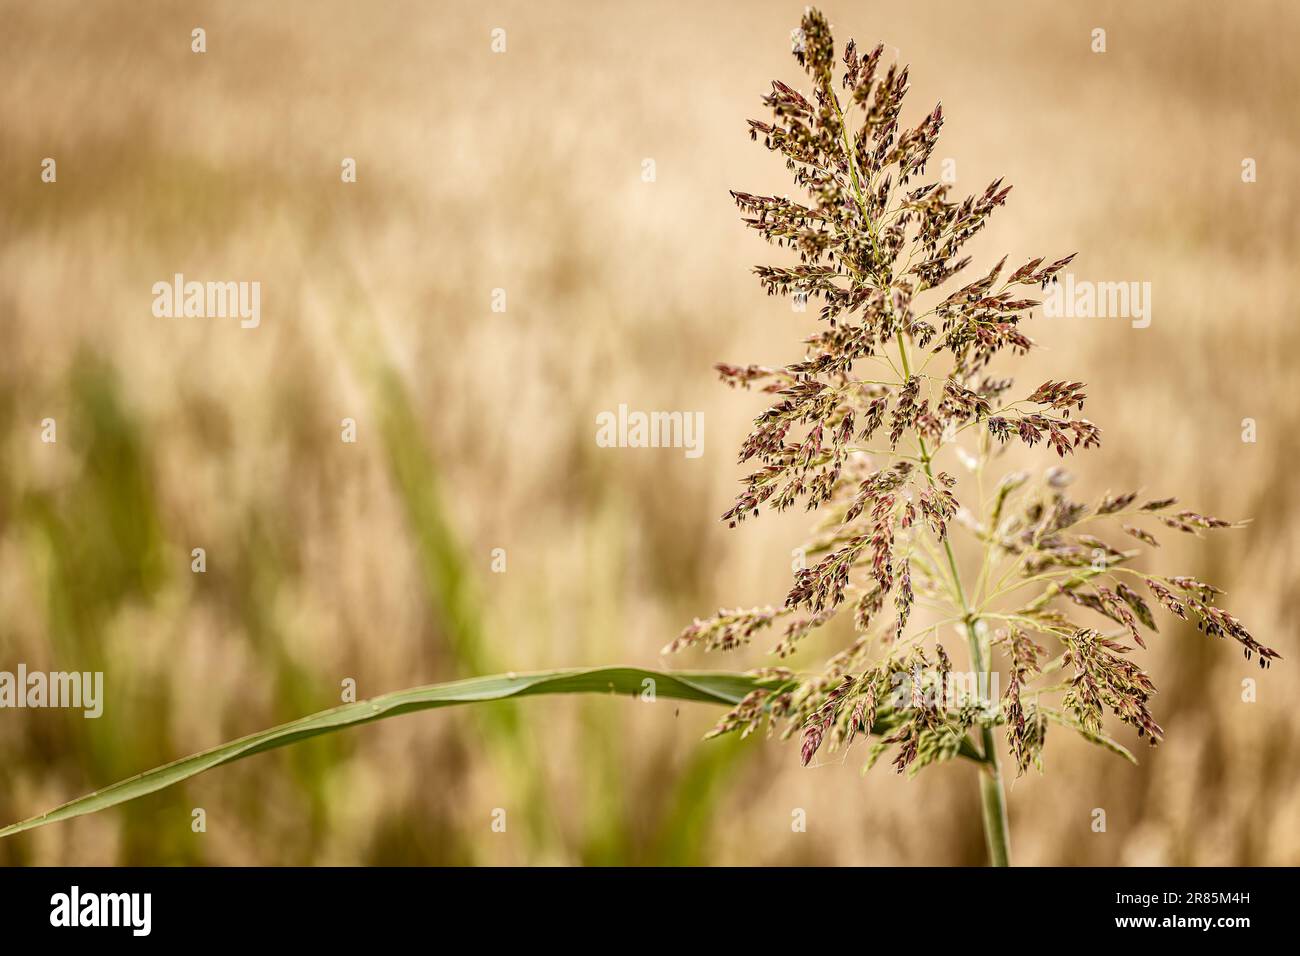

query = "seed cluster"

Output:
[[668, 9, 1280, 777]]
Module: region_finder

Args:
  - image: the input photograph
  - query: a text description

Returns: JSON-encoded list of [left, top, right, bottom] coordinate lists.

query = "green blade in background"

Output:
[[0, 667, 774, 839]]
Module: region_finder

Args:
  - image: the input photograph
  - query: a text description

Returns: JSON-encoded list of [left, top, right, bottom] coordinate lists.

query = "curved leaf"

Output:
[[0, 667, 778, 839]]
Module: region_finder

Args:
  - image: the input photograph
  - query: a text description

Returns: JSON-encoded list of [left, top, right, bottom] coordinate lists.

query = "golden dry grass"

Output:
[[1, 0, 1297, 865]]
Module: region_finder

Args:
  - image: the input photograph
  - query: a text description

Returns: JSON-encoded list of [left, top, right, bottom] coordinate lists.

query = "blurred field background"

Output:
[[1, 0, 1297, 865]]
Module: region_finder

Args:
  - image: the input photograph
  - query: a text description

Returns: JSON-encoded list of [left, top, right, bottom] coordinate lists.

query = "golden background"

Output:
[[1, 0, 1296, 865]]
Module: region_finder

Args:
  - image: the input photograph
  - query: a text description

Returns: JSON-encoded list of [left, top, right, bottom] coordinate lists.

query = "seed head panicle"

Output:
[[674, 8, 1279, 778]]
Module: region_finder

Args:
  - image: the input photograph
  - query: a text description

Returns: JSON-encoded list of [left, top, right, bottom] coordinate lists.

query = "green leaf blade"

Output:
[[0, 667, 769, 839]]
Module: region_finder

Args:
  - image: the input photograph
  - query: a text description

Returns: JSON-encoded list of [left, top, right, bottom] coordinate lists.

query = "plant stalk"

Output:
[[895, 330, 1012, 867], [837, 75, 1011, 864]]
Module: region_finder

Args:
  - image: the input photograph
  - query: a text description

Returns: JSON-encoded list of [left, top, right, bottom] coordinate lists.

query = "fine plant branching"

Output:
[[664, 8, 1280, 865]]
